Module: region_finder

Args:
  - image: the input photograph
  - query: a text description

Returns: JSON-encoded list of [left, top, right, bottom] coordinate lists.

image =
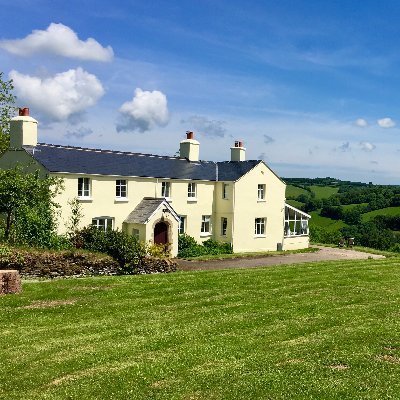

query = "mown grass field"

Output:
[[362, 206, 400, 222], [285, 184, 309, 198], [2, 259, 400, 399], [309, 211, 348, 230], [309, 185, 339, 199]]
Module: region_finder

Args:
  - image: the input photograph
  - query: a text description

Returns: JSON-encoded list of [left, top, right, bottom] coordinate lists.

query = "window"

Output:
[[161, 181, 171, 198], [188, 182, 196, 198], [78, 177, 90, 198], [132, 228, 140, 239], [92, 217, 113, 231], [258, 184, 265, 200], [221, 217, 227, 236], [284, 204, 309, 236], [178, 215, 186, 234], [116, 179, 127, 198], [201, 215, 211, 234], [255, 218, 266, 236], [222, 183, 228, 199]]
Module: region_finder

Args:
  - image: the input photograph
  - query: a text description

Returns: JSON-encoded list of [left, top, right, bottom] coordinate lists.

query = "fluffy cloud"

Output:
[[355, 118, 368, 127], [377, 117, 396, 128], [359, 141, 376, 152], [0, 23, 113, 62], [181, 115, 226, 137], [117, 88, 169, 133], [263, 134, 274, 144], [10, 68, 105, 121]]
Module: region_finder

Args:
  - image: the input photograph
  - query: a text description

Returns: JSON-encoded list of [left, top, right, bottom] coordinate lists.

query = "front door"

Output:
[[154, 222, 168, 244]]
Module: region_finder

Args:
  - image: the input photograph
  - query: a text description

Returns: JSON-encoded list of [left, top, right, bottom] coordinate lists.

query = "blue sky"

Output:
[[1, 0, 400, 183]]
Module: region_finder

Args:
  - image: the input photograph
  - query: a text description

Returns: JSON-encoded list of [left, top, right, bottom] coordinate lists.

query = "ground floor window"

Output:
[[201, 215, 211, 234], [221, 217, 227, 236], [178, 215, 186, 234], [254, 218, 266, 235], [92, 217, 114, 231]]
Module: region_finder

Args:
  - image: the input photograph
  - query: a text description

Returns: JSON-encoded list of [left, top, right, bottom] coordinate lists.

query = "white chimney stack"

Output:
[[179, 131, 200, 161], [230, 140, 246, 161], [9, 108, 38, 148]]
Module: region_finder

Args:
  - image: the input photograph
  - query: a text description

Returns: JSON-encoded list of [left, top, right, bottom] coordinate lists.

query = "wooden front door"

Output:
[[154, 222, 168, 244]]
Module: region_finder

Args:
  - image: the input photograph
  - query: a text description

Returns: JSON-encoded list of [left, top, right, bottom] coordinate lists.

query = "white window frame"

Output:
[[257, 184, 266, 201], [284, 204, 310, 237], [161, 181, 171, 199], [92, 217, 114, 231], [178, 215, 186, 234], [201, 215, 211, 235], [221, 217, 228, 236], [254, 217, 266, 236], [188, 182, 197, 200], [222, 183, 228, 199], [78, 177, 91, 198], [115, 179, 127, 199]]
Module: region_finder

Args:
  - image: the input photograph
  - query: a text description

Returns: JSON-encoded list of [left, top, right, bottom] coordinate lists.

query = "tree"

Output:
[[0, 166, 63, 246], [0, 72, 17, 155]]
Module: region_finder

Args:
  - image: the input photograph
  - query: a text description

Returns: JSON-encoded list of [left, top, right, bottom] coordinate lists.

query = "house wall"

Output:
[[283, 236, 310, 250], [212, 181, 234, 244], [232, 163, 286, 252]]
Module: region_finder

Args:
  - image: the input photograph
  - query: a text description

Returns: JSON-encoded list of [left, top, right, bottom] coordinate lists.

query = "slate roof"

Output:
[[124, 198, 179, 224], [24, 143, 263, 182]]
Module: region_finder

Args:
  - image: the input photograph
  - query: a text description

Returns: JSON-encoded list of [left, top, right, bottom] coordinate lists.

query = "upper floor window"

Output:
[[116, 179, 127, 198], [161, 181, 171, 198], [92, 217, 113, 231], [255, 217, 266, 236], [222, 183, 228, 199], [188, 182, 197, 198], [221, 217, 228, 236], [201, 215, 211, 234], [258, 184, 266, 201], [78, 177, 90, 198], [178, 215, 186, 234]]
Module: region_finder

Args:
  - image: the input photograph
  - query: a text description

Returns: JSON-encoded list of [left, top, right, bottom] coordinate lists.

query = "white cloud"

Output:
[[359, 141, 376, 152], [0, 23, 113, 62], [117, 88, 169, 133], [377, 117, 396, 128], [181, 115, 226, 137], [355, 118, 368, 127], [10, 68, 105, 121]]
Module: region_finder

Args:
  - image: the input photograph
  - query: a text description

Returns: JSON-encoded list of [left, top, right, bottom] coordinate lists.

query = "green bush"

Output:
[[178, 234, 232, 258]]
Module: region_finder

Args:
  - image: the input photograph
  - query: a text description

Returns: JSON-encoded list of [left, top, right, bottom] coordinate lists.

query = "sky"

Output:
[[1, 0, 400, 184]]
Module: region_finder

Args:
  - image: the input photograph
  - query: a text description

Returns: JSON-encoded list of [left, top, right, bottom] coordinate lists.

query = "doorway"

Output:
[[154, 222, 168, 244]]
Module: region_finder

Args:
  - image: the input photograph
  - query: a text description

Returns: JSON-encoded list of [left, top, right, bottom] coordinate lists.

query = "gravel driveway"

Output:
[[176, 246, 386, 271]]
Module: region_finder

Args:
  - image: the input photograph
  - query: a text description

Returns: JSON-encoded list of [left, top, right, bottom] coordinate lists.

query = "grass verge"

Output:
[[2, 258, 400, 399]]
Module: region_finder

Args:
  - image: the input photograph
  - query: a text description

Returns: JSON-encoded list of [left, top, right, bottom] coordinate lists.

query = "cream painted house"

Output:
[[0, 108, 310, 256]]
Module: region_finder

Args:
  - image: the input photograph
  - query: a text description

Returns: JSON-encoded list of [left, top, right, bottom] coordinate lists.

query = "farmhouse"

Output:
[[0, 108, 310, 256]]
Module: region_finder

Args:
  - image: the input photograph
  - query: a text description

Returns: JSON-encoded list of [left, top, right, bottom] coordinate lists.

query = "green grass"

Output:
[[342, 203, 368, 210], [286, 184, 309, 198], [309, 211, 348, 230], [309, 185, 339, 199], [2, 259, 400, 399], [362, 206, 400, 222], [285, 199, 304, 209]]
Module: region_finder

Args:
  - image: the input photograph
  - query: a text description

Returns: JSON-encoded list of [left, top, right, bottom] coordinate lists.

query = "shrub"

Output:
[[178, 234, 232, 258]]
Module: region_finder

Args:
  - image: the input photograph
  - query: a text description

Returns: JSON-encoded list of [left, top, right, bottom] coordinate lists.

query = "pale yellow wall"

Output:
[[213, 182, 234, 244], [232, 163, 286, 252], [283, 236, 309, 250]]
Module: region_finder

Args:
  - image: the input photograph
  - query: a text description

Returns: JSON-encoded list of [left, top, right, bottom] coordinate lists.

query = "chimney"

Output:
[[230, 140, 246, 161], [179, 131, 200, 161], [10, 107, 38, 148]]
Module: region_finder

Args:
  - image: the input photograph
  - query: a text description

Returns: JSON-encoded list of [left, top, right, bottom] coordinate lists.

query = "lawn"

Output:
[[2, 259, 400, 399], [362, 206, 400, 222]]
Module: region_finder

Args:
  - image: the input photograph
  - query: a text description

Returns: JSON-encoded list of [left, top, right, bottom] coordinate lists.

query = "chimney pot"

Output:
[[186, 131, 194, 140], [19, 107, 30, 117], [235, 141, 239, 147]]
